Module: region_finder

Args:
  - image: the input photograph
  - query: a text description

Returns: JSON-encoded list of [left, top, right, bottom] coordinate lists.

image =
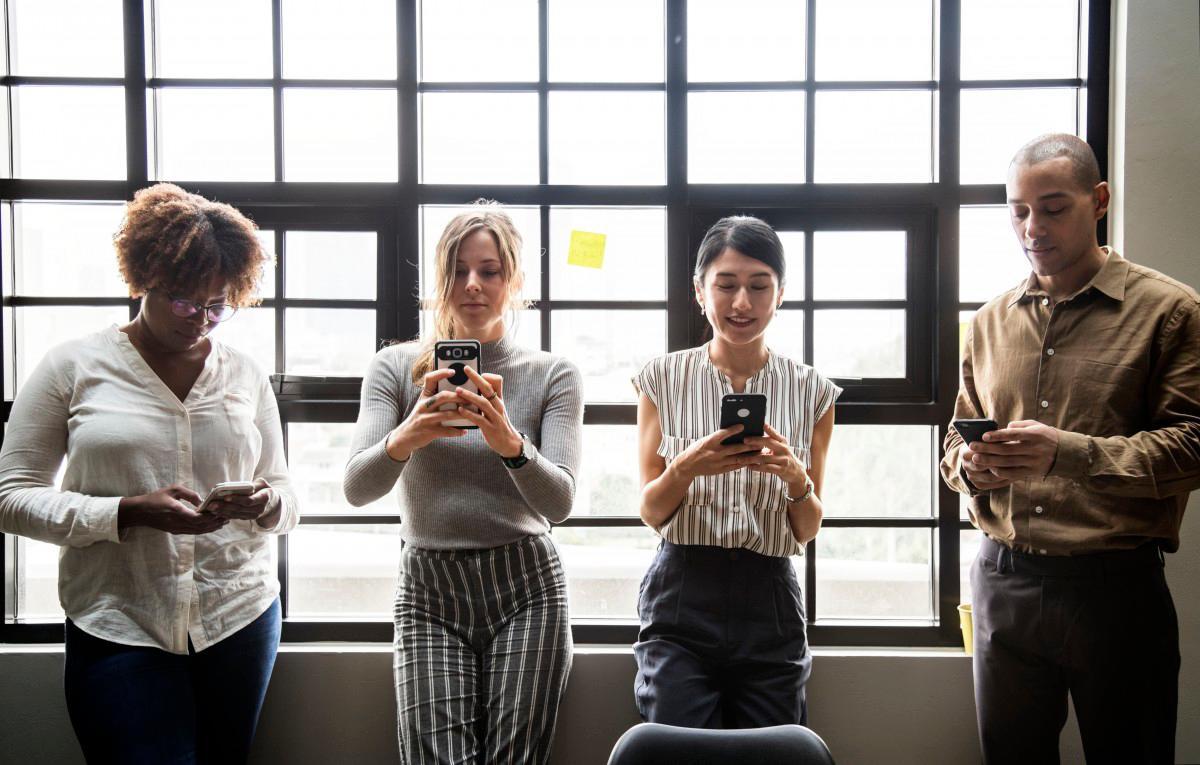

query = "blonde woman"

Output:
[[344, 203, 582, 764]]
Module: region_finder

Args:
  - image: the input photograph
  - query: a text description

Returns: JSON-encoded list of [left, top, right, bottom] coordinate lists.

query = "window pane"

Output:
[[14, 536, 65, 620], [553, 525, 658, 618], [283, 89, 399, 182], [960, 528, 984, 605], [420, 0, 538, 82], [549, 92, 665, 185], [815, 91, 931, 183], [959, 206, 1029, 302], [421, 93, 539, 184], [549, 207, 666, 300], [813, 309, 905, 378], [420, 205, 542, 300], [214, 307, 275, 373], [688, 0, 805, 81], [822, 425, 934, 518], [9, 0, 123, 77], [813, 231, 906, 300], [815, 0, 932, 81], [0, 89, 10, 177], [765, 309, 804, 363], [13, 306, 130, 391], [816, 527, 933, 620], [11, 203, 127, 297], [284, 308, 376, 375], [960, 88, 1078, 184], [288, 423, 399, 514], [549, 0, 664, 82], [154, 88, 275, 182], [152, 0, 273, 78], [551, 310, 665, 402], [285, 231, 377, 300], [12, 86, 126, 180], [287, 523, 399, 618], [778, 230, 806, 298], [574, 425, 640, 516], [688, 91, 805, 183], [281, 0, 397, 79], [961, 0, 1078, 80]]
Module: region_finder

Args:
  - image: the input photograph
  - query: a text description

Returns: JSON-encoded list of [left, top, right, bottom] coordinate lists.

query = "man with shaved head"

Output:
[[941, 133, 1200, 763]]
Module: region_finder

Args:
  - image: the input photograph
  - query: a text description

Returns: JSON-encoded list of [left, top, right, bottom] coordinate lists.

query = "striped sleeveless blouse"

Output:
[[633, 344, 841, 557]]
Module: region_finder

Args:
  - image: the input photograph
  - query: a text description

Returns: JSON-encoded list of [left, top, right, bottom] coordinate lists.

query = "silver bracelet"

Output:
[[785, 478, 815, 504]]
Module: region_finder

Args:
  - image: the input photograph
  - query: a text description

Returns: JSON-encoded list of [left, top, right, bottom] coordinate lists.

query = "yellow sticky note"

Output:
[[567, 230, 607, 269]]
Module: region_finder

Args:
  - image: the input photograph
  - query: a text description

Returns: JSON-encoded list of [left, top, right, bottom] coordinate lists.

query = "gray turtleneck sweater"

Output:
[[343, 335, 584, 549]]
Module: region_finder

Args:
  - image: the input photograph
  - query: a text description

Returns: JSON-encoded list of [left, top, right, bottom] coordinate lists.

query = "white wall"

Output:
[[2, 2, 1197, 764], [1111, 0, 1200, 758]]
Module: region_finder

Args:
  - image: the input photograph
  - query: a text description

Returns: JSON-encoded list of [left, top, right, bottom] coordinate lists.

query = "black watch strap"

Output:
[[501, 432, 530, 469]]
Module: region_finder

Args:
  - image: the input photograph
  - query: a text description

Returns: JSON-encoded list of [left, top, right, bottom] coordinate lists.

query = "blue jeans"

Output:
[[64, 599, 281, 765]]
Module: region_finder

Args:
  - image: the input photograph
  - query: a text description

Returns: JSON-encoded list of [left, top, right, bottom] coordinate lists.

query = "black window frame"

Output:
[[0, 0, 1110, 648]]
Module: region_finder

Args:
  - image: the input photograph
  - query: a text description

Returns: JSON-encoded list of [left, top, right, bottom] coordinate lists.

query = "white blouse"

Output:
[[0, 325, 298, 654], [634, 344, 841, 557]]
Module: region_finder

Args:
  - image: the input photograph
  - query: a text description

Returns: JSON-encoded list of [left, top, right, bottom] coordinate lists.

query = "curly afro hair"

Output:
[[114, 183, 269, 307]]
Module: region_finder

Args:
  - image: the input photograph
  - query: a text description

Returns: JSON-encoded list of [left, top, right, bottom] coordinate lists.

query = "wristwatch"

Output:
[[501, 432, 532, 470], [785, 477, 815, 504]]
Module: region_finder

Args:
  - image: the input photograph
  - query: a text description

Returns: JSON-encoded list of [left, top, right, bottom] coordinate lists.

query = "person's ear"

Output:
[[1093, 181, 1111, 220]]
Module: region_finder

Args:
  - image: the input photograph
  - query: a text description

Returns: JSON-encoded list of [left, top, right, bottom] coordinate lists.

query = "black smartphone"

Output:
[[720, 393, 767, 448], [953, 418, 999, 444], [435, 339, 482, 430]]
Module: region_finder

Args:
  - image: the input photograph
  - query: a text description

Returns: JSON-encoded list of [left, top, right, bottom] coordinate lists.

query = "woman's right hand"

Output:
[[385, 368, 468, 461], [118, 484, 228, 535], [670, 424, 764, 479]]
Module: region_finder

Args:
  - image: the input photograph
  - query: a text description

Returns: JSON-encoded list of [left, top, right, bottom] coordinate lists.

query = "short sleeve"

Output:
[[631, 357, 662, 409], [811, 370, 842, 423]]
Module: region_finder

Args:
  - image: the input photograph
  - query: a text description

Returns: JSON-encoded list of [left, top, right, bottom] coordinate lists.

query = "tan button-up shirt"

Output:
[[941, 249, 1200, 554]]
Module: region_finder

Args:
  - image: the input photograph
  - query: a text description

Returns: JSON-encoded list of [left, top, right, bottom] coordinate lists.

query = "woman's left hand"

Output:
[[207, 478, 281, 529], [453, 366, 525, 459], [745, 423, 809, 488]]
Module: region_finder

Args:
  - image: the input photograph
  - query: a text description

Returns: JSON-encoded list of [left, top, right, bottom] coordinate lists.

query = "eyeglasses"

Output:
[[166, 294, 238, 323]]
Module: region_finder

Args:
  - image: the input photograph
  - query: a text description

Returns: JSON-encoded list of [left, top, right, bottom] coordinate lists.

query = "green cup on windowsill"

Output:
[[957, 603, 973, 655]]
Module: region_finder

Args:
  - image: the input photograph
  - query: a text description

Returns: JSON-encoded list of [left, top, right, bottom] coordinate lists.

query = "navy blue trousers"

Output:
[[64, 598, 281, 765], [634, 541, 811, 729]]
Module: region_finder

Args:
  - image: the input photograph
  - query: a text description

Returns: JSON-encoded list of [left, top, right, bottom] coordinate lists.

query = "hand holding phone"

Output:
[[435, 340, 482, 430], [720, 394, 767, 452], [952, 419, 999, 445], [199, 481, 256, 514]]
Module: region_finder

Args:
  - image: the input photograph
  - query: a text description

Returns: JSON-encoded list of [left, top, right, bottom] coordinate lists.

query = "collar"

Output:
[[1007, 247, 1127, 307], [482, 333, 518, 364], [700, 342, 781, 387]]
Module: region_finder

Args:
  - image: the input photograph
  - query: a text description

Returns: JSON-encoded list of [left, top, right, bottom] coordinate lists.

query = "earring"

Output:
[[700, 305, 706, 316]]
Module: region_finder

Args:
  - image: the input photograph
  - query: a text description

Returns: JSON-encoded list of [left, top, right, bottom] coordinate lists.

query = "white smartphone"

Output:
[[435, 339, 481, 430], [199, 481, 256, 513]]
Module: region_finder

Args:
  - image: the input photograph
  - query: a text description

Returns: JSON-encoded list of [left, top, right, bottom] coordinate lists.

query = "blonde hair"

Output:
[[411, 201, 528, 383]]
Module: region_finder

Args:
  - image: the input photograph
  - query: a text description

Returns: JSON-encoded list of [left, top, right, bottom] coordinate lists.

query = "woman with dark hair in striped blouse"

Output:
[[632, 215, 841, 729]]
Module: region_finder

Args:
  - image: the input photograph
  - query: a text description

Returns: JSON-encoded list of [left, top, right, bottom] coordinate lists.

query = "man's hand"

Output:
[[966, 420, 1061, 481]]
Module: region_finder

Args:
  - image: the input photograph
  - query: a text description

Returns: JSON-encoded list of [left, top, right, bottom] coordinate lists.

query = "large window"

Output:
[[1, 0, 1109, 646]]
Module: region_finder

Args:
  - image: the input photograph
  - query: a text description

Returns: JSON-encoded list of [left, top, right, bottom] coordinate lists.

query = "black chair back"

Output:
[[607, 723, 836, 765]]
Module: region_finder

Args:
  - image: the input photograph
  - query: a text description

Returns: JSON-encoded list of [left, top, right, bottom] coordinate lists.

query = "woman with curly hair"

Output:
[[0, 183, 298, 764]]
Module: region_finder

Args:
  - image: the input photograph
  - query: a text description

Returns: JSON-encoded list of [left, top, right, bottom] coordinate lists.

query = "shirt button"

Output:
[[1040, 400, 1049, 408], [1041, 297, 1049, 306], [1046, 348, 1055, 356], [1034, 506, 1044, 514]]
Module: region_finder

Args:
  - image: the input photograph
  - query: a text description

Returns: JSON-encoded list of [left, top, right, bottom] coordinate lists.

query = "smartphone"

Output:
[[953, 418, 999, 444], [720, 393, 767, 450], [199, 481, 256, 513], [435, 339, 482, 430]]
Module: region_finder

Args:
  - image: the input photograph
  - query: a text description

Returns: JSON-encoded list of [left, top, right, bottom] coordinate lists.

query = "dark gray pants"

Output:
[[972, 536, 1179, 765], [394, 534, 572, 765], [634, 541, 811, 729]]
